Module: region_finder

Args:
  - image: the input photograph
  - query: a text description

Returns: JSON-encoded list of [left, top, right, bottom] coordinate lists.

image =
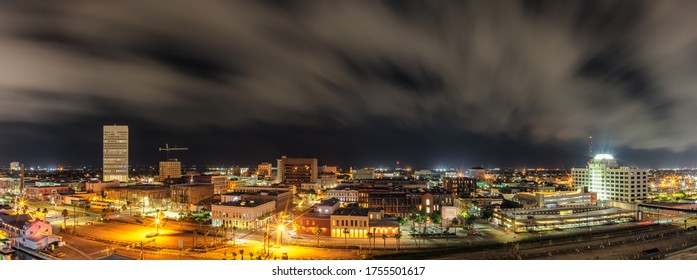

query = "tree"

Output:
[[239, 249, 245, 260], [451, 218, 459, 234], [126, 200, 132, 216], [232, 226, 238, 247], [394, 232, 402, 252], [249, 252, 254, 260], [312, 225, 322, 246], [42, 208, 49, 220], [398, 217, 408, 227], [381, 234, 387, 253], [100, 208, 108, 221], [481, 208, 494, 221], [61, 209, 69, 227], [366, 232, 373, 251], [431, 213, 443, 235], [232, 252, 238, 260]]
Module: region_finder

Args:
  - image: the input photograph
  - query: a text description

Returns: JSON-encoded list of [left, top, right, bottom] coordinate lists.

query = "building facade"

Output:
[[103, 125, 129, 182], [211, 200, 275, 230], [257, 162, 272, 178], [572, 154, 648, 203], [171, 183, 215, 211], [278, 156, 318, 186], [443, 177, 477, 198], [159, 160, 182, 181]]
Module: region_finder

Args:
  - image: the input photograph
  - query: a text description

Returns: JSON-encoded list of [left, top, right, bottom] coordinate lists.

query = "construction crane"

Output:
[[159, 143, 188, 160]]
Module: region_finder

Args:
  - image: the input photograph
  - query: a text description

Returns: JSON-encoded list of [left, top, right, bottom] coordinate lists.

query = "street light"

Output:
[[155, 218, 161, 234], [279, 224, 285, 245], [343, 228, 350, 249]]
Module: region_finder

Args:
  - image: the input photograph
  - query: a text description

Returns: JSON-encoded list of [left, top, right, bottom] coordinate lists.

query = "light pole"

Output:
[[278, 224, 285, 245], [343, 228, 349, 249], [156, 218, 160, 234]]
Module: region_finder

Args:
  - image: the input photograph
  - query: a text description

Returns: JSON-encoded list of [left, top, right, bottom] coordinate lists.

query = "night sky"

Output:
[[2, 1, 697, 169]]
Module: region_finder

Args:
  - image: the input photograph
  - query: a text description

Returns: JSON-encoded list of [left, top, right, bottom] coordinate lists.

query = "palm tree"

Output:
[[232, 226, 238, 247], [126, 200, 132, 216], [232, 252, 237, 260], [431, 213, 442, 235], [249, 252, 254, 260], [99, 208, 108, 221], [239, 249, 244, 260], [311, 225, 322, 246], [381, 234, 387, 253], [394, 232, 402, 252], [366, 232, 373, 252], [61, 209, 69, 228]]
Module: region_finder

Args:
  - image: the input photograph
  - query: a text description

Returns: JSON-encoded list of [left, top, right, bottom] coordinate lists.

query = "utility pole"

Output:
[[73, 204, 77, 233]]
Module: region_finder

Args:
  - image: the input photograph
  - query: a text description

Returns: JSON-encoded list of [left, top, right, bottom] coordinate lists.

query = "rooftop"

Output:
[[216, 199, 274, 208], [319, 198, 340, 206], [332, 207, 369, 216]]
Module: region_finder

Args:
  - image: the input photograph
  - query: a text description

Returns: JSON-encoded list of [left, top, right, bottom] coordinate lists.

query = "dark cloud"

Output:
[[1, 1, 697, 168]]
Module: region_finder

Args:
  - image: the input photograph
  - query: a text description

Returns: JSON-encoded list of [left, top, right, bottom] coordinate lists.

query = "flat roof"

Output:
[[332, 207, 369, 216], [499, 207, 633, 220], [215, 199, 274, 208], [319, 198, 340, 206]]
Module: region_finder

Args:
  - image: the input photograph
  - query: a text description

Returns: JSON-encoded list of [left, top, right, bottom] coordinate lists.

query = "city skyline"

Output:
[[3, 1, 697, 169]]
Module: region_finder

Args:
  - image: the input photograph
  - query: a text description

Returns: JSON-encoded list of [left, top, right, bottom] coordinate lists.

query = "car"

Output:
[[85, 221, 94, 225]]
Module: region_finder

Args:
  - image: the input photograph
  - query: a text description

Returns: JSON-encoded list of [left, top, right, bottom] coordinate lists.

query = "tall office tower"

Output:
[[571, 154, 648, 203], [103, 125, 129, 182], [277, 156, 318, 186], [159, 159, 182, 181]]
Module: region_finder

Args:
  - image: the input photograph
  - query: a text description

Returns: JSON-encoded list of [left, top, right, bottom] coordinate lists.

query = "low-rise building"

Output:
[[327, 187, 359, 204], [86, 181, 120, 195], [492, 206, 637, 232], [211, 199, 275, 230], [26, 185, 71, 198], [104, 185, 170, 209], [221, 190, 292, 213], [330, 207, 370, 238], [316, 198, 340, 215], [171, 183, 215, 211], [14, 220, 63, 250]]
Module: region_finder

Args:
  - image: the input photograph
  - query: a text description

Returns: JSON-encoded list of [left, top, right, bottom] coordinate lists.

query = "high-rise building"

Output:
[[103, 125, 129, 182], [10, 162, 20, 172], [572, 154, 648, 202], [278, 156, 318, 186], [159, 160, 182, 181]]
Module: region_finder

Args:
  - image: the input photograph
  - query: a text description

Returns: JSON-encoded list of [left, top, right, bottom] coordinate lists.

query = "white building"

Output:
[[327, 187, 359, 204], [103, 125, 129, 182], [14, 220, 63, 250], [211, 199, 275, 230], [572, 154, 648, 203]]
